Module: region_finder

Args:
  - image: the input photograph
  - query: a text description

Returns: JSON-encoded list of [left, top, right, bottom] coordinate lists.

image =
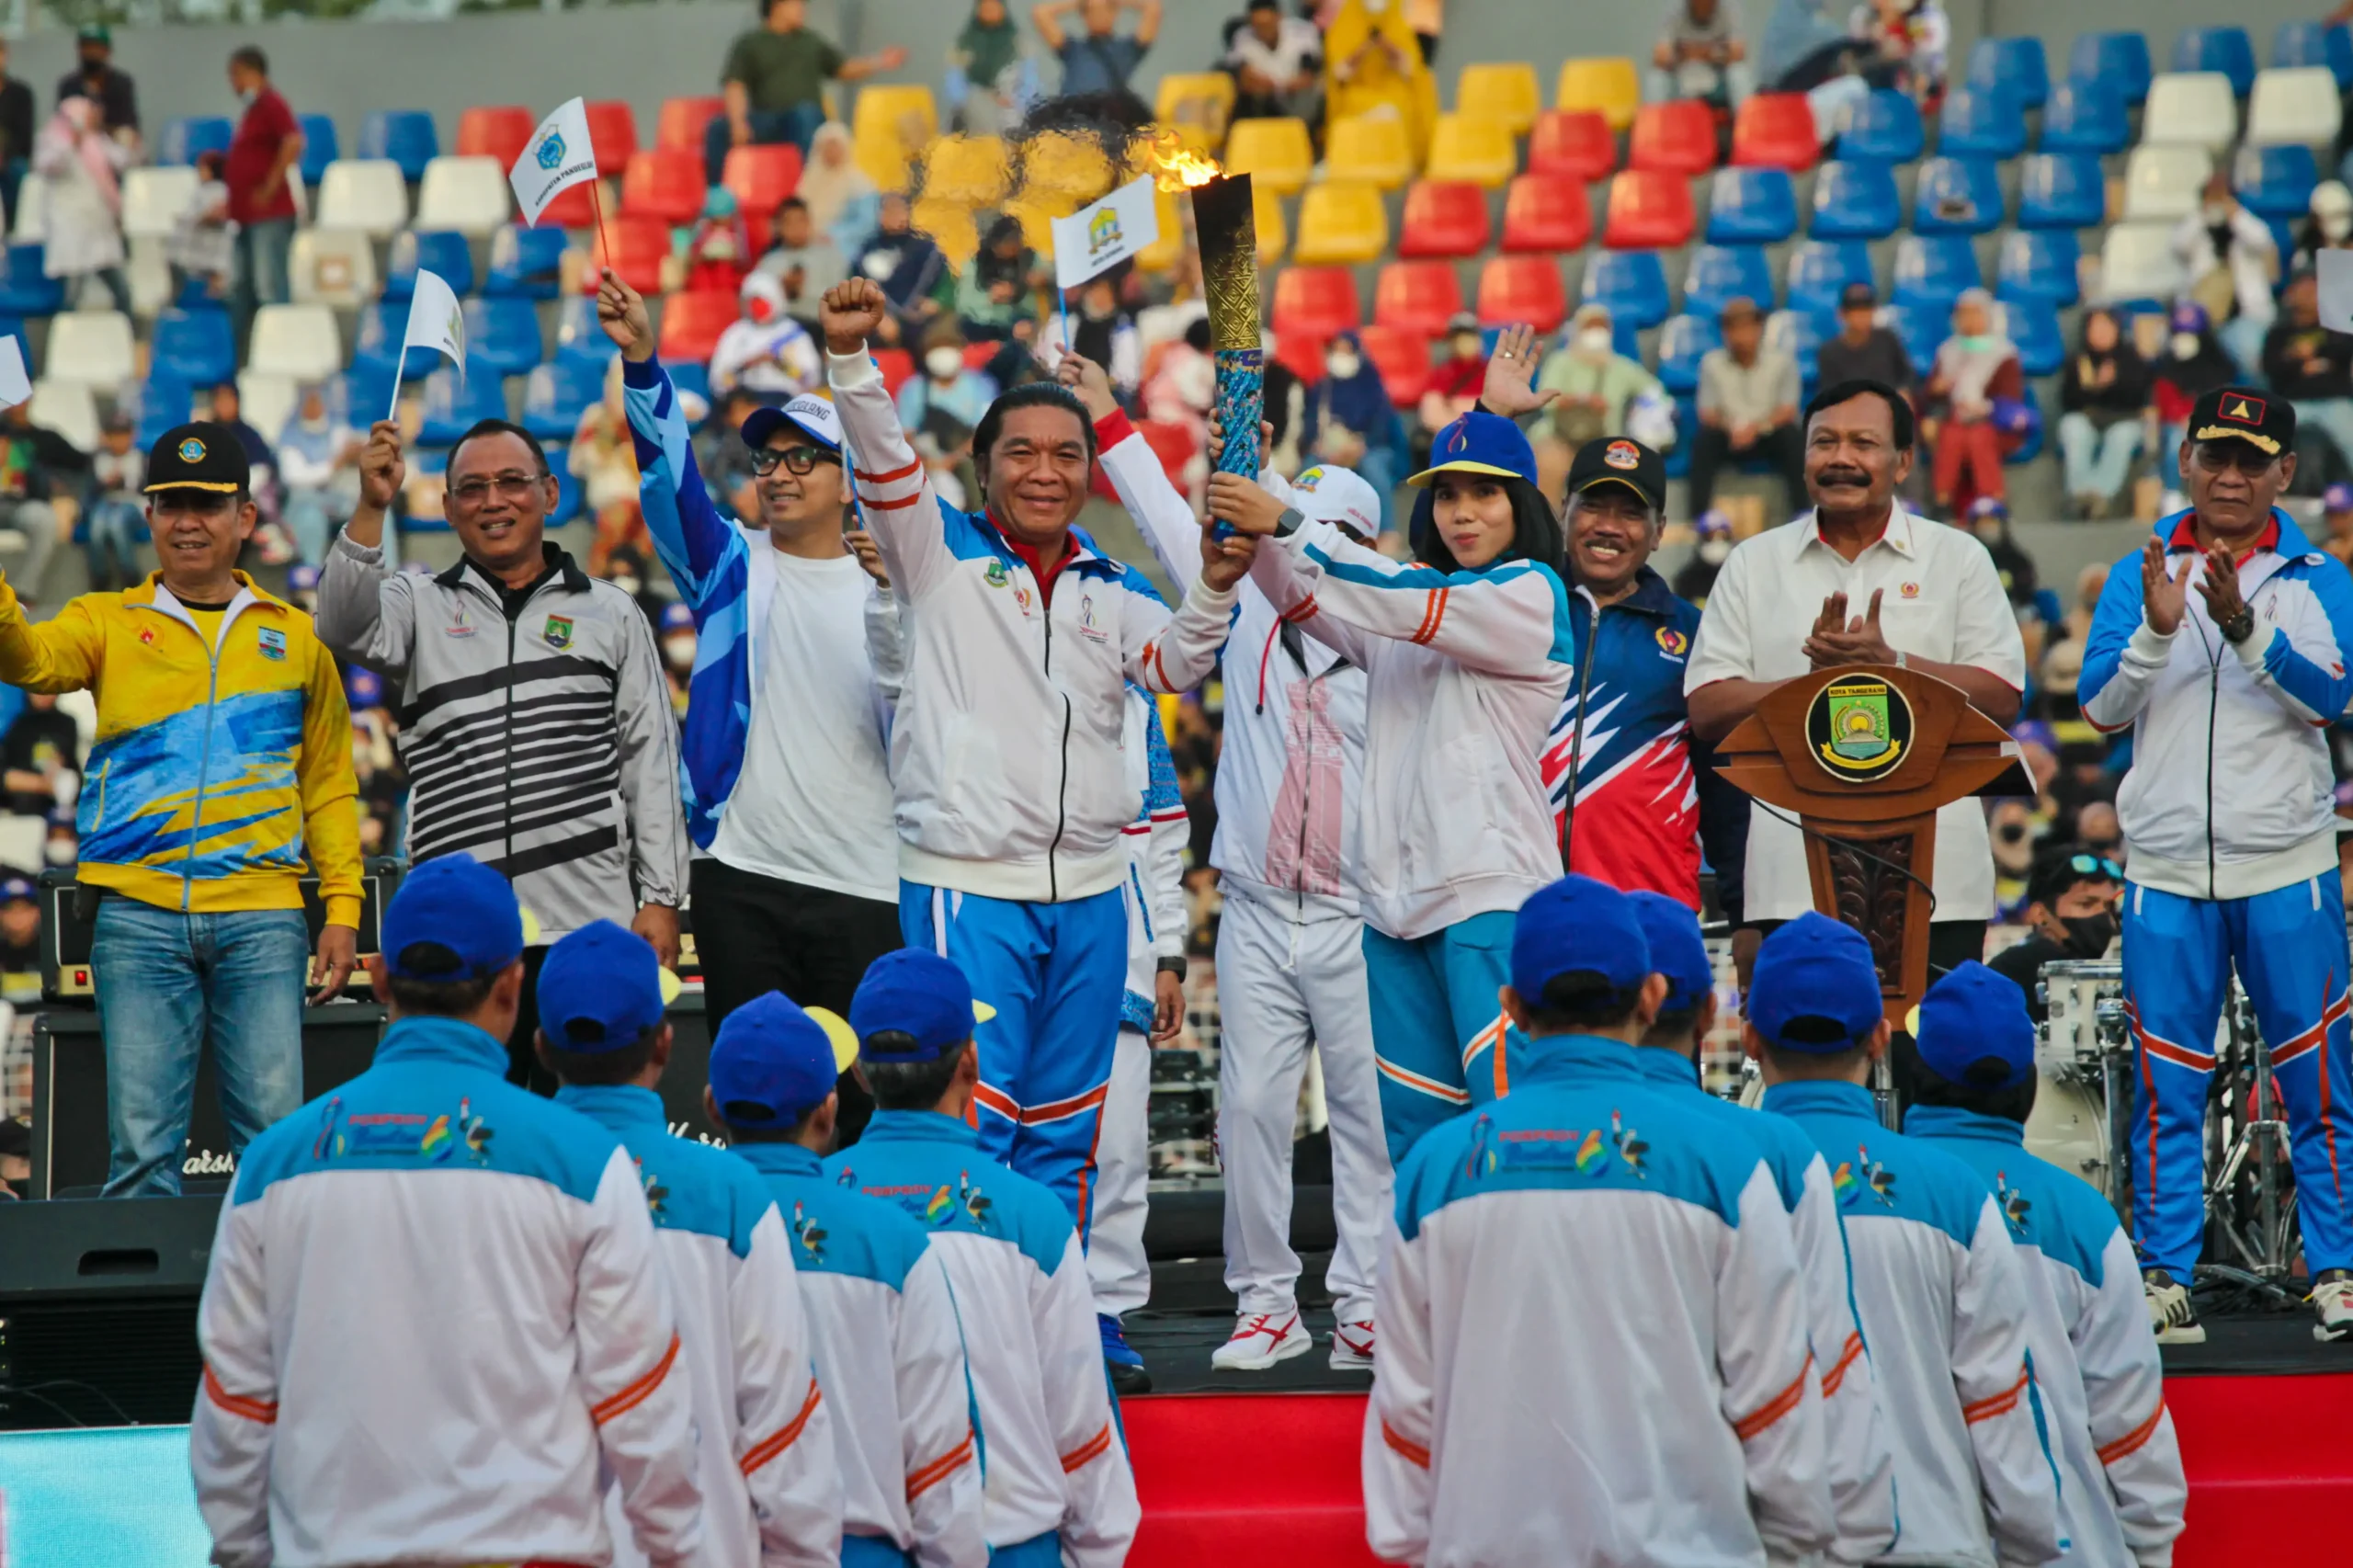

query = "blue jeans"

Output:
[[704, 104, 824, 187], [93, 900, 311, 1198], [233, 216, 294, 357], [2056, 413, 2143, 509], [82, 494, 142, 590]]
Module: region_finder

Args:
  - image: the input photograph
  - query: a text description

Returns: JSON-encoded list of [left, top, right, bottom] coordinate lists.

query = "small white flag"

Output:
[[2320, 248, 2353, 334], [387, 267, 468, 421], [0, 337, 28, 410], [1051, 175, 1159, 292], [508, 97, 599, 229]]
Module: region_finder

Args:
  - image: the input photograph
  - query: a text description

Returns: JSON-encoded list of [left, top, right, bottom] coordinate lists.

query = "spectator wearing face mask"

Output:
[[898, 328, 995, 508], [1672, 506, 1735, 605], [2296, 179, 2353, 278], [709, 270, 824, 399], [1302, 327, 1406, 517], [657, 599, 695, 719], [1921, 288, 2020, 518], [1529, 303, 1663, 472], [684, 186, 754, 296], [2175, 171, 2279, 375], [2150, 301, 2239, 464], [1418, 312, 1491, 446]]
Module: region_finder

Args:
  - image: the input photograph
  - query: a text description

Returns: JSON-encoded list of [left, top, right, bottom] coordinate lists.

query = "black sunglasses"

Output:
[[2189, 440, 2279, 476], [752, 446, 843, 477]]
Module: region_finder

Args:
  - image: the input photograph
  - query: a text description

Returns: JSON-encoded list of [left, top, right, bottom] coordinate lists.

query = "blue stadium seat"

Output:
[[2018, 153, 2106, 230], [1913, 157, 2005, 234], [298, 114, 339, 189], [353, 301, 454, 384], [1893, 234, 1982, 309], [2236, 144, 2319, 220], [135, 377, 194, 447], [384, 231, 475, 301], [522, 361, 602, 441], [158, 116, 233, 167], [1665, 398, 1698, 480], [555, 295, 620, 373], [486, 226, 569, 300], [358, 109, 440, 182], [665, 358, 712, 406], [1655, 314, 1720, 396], [1581, 249, 1671, 329], [2174, 27, 2256, 97], [1706, 167, 1798, 244], [1967, 38, 2050, 108], [548, 444, 583, 525], [2274, 20, 2353, 87], [1836, 89, 1924, 163], [1768, 308, 1826, 387], [0, 318, 26, 376], [2039, 80, 2130, 154], [0, 245, 63, 317], [151, 306, 235, 387], [2069, 32, 2154, 105], [1885, 301, 1946, 371], [417, 362, 510, 447], [2002, 385, 2045, 465], [465, 296, 543, 380], [1785, 239, 1874, 320], [1938, 86, 2026, 160], [1995, 229, 2082, 307], [1684, 244, 1776, 319], [2003, 297, 2063, 375], [1809, 160, 1902, 240], [336, 366, 396, 428]]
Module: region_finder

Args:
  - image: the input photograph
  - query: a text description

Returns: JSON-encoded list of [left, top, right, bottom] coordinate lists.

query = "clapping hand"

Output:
[[1802, 588, 1898, 668], [2193, 544, 2250, 634], [2141, 536, 2190, 636]]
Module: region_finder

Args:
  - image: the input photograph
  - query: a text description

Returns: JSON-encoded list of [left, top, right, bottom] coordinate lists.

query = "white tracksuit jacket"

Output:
[[1367, 1034, 1835, 1568], [189, 1017, 703, 1568], [827, 348, 1237, 904], [558, 1085, 842, 1568]]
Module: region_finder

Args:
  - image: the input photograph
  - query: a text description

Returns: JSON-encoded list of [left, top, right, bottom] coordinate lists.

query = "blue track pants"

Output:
[[1363, 910, 1518, 1164]]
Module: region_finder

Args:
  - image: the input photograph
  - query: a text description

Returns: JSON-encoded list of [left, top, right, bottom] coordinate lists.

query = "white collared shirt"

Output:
[[1683, 505, 2027, 922]]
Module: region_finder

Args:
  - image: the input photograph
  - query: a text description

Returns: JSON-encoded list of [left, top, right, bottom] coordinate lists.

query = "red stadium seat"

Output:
[[620, 149, 706, 226], [1374, 261, 1466, 337], [1602, 169, 1697, 249], [657, 289, 738, 361], [456, 106, 535, 166], [1270, 267, 1363, 339], [658, 96, 726, 153], [874, 347, 916, 396], [723, 144, 803, 215], [1731, 93, 1819, 171], [1356, 324, 1432, 405], [1274, 328, 1331, 384], [1397, 180, 1492, 259], [593, 215, 672, 294], [1477, 255, 1568, 331], [540, 179, 602, 230], [1628, 99, 1718, 176], [1529, 108, 1617, 182], [583, 100, 640, 175], [1501, 174, 1593, 252], [961, 342, 998, 370]]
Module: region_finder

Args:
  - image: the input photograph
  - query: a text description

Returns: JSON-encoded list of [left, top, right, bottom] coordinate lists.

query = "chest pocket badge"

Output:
[[1654, 625, 1688, 657], [544, 613, 574, 650], [256, 626, 287, 662]]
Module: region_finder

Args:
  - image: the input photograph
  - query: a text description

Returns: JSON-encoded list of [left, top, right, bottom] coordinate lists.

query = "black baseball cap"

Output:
[[2188, 386, 2294, 459], [1566, 436, 1665, 512], [1839, 281, 1878, 309], [144, 423, 250, 494]]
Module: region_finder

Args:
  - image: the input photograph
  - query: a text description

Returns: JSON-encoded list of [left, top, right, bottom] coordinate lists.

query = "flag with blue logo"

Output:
[[508, 97, 599, 228], [1050, 174, 1159, 291]]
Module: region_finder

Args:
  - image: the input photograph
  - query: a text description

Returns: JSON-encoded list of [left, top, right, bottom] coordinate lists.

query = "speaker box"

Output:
[[0, 1196, 218, 1429]]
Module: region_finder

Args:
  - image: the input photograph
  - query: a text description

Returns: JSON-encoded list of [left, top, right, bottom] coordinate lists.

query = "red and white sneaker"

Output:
[[1330, 1318, 1375, 1370], [1211, 1309, 1313, 1370]]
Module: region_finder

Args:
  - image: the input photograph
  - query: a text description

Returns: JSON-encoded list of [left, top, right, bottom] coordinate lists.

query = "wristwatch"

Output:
[[1156, 956, 1188, 983], [1273, 506, 1305, 539], [2220, 608, 2256, 645], [1893, 649, 1909, 671]]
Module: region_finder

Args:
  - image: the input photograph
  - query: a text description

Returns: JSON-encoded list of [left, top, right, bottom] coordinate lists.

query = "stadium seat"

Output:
[[132, 375, 196, 448], [2070, 31, 2154, 105], [1254, 182, 1289, 266], [1325, 114, 1415, 188], [1455, 62, 1541, 133], [1224, 118, 1316, 195], [1426, 113, 1518, 187], [1529, 108, 1616, 181], [1501, 173, 1592, 252], [44, 310, 133, 389], [465, 296, 543, 379], [594, 215, 674, 296], [654, 289, 736, 364], [1785, 239, 1872, 320], [2001, 297, 2063, 376], [1836, 88, 1923, 163], [2175, 26, 2256, 96], [455, 106, 535, 166], [487, 224, 568, 300], [1654, 312, 1720, 395], [1892, 233, 1981, 309], [1630, 100, 1717, 176], [1374, 260, 1466, 336], [2121, 143, 2213, 221], [1967, 37, 2050, 108], [1684, 244, 1775, 319], [236, 371, 297, 446], [1580, 248, 1670, 328], [1809, 160, 1901, 240], [1556, 56, 1641, 131], [1727, 93, 1816, 171], [119, 166, 197, 240], [1707, 166, 1796, 243], [531, 176, 602, 232], [0, 244, 61, 317], [417, 362, 509, 447], [922, 135, 1008, 209], [8, 178, 41, 244], [1884, 301, 1945, 374], [2038, 79, 2130, 154], [151, 305, 235, 387], [555, 294, 620, 373], [2274, 20, 2353, 87], [358, 109, 440, 181], [2247, 66, 2343, 146], [1272, 267, 1363, 339], [2237, 142, 2320, 218], [1356, 324, 1431, 404], [290, 229, 379, 308], [2100, 222, 2190, 304], [521, 360, 602, 441], [2143, 73, 2240, 149], [656, 96, 724, 153], [1399, 180, 1492, 257], [620, 149, 706, 226], [1913, 156, 2004, 233], [352, 300, 452, 385], [1154, 72, 1238, 146], [723, 144, 803, 214], [298, 114, 338, 188], [1765, 308, 1824, 385], [2017, 153, 2106, 230], [159, 116, 232, 167], [1995, 228, 2081, 306], [29, 379, 97, 451], [1938, 86, 2025, 160], [1603, 169, 1694, 248], [248, 303, 343, 382], [415, 155, 512, 235], [315, 159, 410, 237], [850, 85, 938, 192], [386, 230, 474, 301], [1476, 254, 1567, 331], [1271, 328, 1328, 385], [1294, 182, 1389, 265]]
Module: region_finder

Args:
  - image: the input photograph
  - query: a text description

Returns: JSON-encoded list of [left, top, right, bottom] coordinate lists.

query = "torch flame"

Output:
[[1140, 129, 1222, 191]]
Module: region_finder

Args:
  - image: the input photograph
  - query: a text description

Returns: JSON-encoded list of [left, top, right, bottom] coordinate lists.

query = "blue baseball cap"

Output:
[[1510, 874, 1651, 1002], [345, 666, 384, 711], [2328, 483, 2353, 513], [1747, 912, 1885, 1051], [709, 991, 858, 1126], [1914, 961, 2035, 1091], [849, 949, 998, 1062], [537, 919, 666, 1052], [1406, 409, 1538, 488], [0, 874, 34, 903], [659, 601, 695, 633], [381, 854, 523, 982], [1627, 891, 1712, 1012], [288, 563, 321, 594]]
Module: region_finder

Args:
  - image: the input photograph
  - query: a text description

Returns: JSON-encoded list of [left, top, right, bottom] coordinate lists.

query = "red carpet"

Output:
[[1123, 1377, 2353, 1566]]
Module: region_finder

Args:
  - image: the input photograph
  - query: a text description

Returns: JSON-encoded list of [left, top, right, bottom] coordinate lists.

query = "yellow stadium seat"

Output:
[[1556, 57, 1641, 132], [1005, 190, 1081, 257], [1455, 62, 1541, 134], [1224, 117, 1315, 195], [851, 85, 938, 191], [1255, 182, 1289, 266], [1156, 72, 1238, 148], [1425, 112, 1518, 187], [1293, 181, 1388, 266], [1019, 130, 1117, 201], [1324, 113, 1416, 189], [1136, 187, 1186, 271], [912, 197, 979, 270], [920, 134, 1008, 207]]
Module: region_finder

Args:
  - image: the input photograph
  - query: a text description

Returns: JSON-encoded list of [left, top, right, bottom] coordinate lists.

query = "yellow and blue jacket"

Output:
[[0, 571, 362, 925]]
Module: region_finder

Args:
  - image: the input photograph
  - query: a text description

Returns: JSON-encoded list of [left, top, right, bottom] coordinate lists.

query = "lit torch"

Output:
[[1142, 132, 1255, 535]]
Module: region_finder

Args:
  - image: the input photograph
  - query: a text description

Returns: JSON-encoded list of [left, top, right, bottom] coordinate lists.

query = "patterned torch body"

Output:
[[1191, 173, 1261, 540]]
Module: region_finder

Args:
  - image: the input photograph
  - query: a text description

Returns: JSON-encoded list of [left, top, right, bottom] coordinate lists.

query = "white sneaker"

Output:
[[2311, 1270, 2353, 1343], [1210, 1309, 1313, 1371], [2143, 1269, 2205, 1345], [1330, 1317, 1375, 1370]]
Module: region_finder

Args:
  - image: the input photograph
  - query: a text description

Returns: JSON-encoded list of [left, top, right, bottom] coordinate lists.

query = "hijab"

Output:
[[1936, 289, 2014, 405], [1309, 329, 1393, 438], [797, 122, 877, 235], [959, 4, 1020, 84]]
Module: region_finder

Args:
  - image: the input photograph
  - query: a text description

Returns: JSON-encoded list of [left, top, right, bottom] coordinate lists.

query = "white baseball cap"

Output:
[[1290, 463, 1384, 536], [742, 392, 843, 454]]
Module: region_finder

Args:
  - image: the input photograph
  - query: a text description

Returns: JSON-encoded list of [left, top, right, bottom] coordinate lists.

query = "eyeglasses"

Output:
[[751, 446, 842, 477], [2066, 853, 2124, 881], [448, 472, 544, 506], [2189, 440, 2279, 476]]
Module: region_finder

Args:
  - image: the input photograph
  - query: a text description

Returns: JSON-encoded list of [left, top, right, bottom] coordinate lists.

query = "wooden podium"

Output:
[[1713, 665, 2031, 1025]]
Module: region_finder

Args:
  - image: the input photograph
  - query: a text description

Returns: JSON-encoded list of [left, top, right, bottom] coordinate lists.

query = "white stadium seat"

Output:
[[290, 228, 380, 308], [2142, 72, 2239, 151], [44, 309, 136, 389], [120, 165, 199, 241], [247, 303, 344, 381], [237, 370, 299, 446], [28, 378, 98, 452], [2120, 144, 2213, 222], [2246, 65, 2343, 148], [10, 175, 40, 242], [126, 236, 172, 317], [414, 154, 512, 235], [2099, 222, 2191, 303], [314, 159, 410, 238]]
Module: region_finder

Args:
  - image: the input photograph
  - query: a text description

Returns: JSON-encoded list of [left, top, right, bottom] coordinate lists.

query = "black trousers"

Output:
[[1688, 423, 1808, 519], [505, 945, 554, 1095], [690, 858, 904, 1145]]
